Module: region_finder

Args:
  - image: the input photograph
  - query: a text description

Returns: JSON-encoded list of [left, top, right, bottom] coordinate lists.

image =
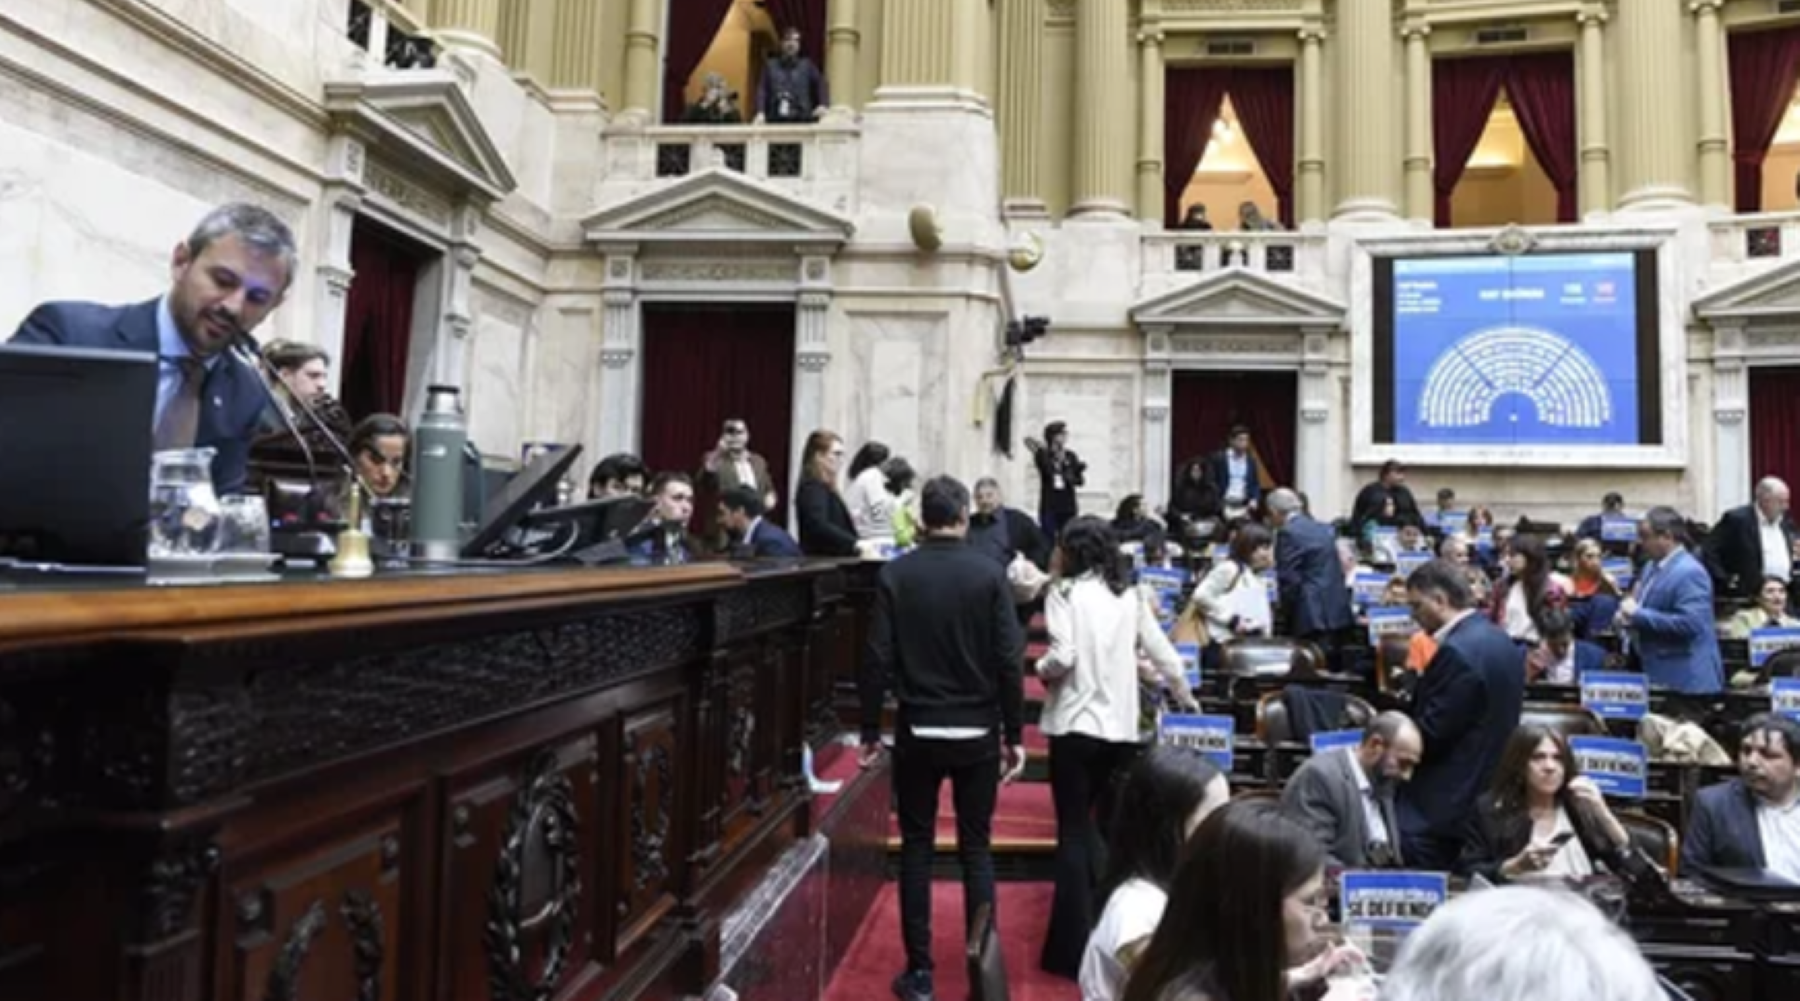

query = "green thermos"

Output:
[[410, 385, 466, 563]]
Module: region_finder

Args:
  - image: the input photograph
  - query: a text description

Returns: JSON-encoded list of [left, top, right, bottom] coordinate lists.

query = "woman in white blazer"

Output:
[[1036, 516, 1200, 979], [1192, 521, 1276, 644]]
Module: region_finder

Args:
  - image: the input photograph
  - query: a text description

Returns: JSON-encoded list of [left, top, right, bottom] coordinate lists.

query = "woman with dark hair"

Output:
[[883, 457, 919, 547], [1079, 748, 1230, 1001], [1166, 458, 1224, 541], [1458, 723, 1632, 884], [1112, 494, 1167, 557], [348, 413, 409, 499], [1121, 801, 1351, 1001], [1026, 420, 1086, 538], [1037, 516, 1199, 978], [843, 441, 893, 540], [1191, 522, 1274, 646], [794, 429, 859, 557], [1492, 534, 1570, 646]]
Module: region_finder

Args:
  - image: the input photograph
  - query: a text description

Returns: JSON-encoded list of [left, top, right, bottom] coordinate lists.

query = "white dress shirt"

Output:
[[1225, 451, 1249, 504], [844, 465, 897, 540], [1759, 514, 1791, 582], [1038, 575, 1185, 742], [1538, 807, 1596, 879], [1757, 795, 1800, 883], [1079, 878, 1167, 1001], [1347, 747, 1390, 848]]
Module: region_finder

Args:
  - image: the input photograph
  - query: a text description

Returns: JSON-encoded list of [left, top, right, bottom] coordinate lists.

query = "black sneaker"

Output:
[[891, 969, 935, 1001]]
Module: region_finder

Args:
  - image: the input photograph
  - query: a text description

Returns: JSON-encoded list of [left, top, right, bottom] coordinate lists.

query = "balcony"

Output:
[[595, 121, 861, 217], [1140, 230, 1330, 299]]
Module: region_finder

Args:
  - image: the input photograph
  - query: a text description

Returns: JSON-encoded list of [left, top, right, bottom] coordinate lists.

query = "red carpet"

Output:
[[1024, 673, 1048, 702], [823, 882, 1080, 1001], [889, 777, 1057, 847]]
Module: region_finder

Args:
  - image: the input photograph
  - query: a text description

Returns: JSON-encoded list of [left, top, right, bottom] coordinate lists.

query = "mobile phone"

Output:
[[1547, 831, 1576, 848]]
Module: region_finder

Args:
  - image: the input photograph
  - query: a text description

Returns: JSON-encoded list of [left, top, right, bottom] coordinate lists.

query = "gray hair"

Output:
[[1364, 710, 1418, 746], [1267, 488, 1302, 516], [186, 203, 298, 289], [974, 476, 1001, 491], [1407, 559, 1474, 610], [1383, 886, 1662, 1001], [1640, 505, 1685, 541], [1756, 477, 1790, 500]]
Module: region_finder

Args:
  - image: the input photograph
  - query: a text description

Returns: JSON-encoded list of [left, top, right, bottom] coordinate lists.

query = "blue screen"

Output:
[[1391, 253, 1640, 446]]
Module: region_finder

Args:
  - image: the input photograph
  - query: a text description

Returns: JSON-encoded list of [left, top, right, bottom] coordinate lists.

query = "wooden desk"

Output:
[[0, 561, 854, 1001]]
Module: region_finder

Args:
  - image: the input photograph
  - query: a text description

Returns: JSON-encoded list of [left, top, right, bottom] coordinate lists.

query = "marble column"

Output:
[[1401, 22, 1433, 224], [1071, 0, 1133, 217], [1136, 25, 1166, 223], [621, 0, 664, 117], [997, 0, 1045, 212], [877, 0, 957, 91], [1296, 25, 1326, 226], [1297, 327, 1334, 499], [1712, 326, 1750, 518], [793, 259, 833, 524], [597, 253, 642, 456], [1613, 0, 1693, 209], [826, 0, 861, 109], [315, 138, 363, 396], [1693, 0, 1730, 210], [549, 0, 606, 99], [433, 0, 503, 59], [1576, 7, 1612, 217], [1332, 0, 1398, 219]]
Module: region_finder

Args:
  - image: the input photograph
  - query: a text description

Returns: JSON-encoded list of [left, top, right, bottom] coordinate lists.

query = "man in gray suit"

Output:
[[1281, 712, 1423, 869]]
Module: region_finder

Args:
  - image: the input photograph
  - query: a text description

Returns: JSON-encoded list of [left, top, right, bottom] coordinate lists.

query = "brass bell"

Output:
[[329, 483, 375, 578]]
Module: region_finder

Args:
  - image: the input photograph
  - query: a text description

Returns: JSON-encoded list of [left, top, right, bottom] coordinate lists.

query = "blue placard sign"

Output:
[[1436, 510, 1468, 534], [1311, 729, 1364, 754], [1211, 543, 1232, 561], [1261, 569, 1279, 604], [1600, 516, 1638, 544], [1367, 605, 1418, 646], [1352, 570, 1390, 607], [1340, 871, 1448, 932], [1750, 627, 1800, 668], [1580, 671, 1649, 721], [1601, 556, 1635, 590], [1395, 552, 1431, 579], [1773, 678, 1800, 723], [1569, 736, 1648, 799], [1158, 713, 1234, 771], [1175, 642, 1202, 690]]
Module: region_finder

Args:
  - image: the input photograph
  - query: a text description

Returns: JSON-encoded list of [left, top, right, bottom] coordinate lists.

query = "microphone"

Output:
[[228, 331, 371, 494]]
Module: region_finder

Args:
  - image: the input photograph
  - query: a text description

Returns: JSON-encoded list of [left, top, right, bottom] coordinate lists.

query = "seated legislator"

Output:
[[1525, 608, 1606, 685], [8, 202, 296, 495], [717, 484, 801, 559], [1280, 712, 1422, 869], [1724, 576, 1800, 639], [1616, 507, 1726, 694], [348, 414, 409, 501], [588, 452, 647, 500], [627, 473, 703, 566], [1459, 723, 1633, 884], [1682, 713, 1800, 883]]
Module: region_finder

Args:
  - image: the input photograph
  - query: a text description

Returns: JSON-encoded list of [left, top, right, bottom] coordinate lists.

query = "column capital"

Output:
[[1137, 29, 1165, 47], [1576, 5, 1609, 27], [1688, 0, 1725, 15], [1399, 20, 1431, 42], [1298, 26, 1328, 45]]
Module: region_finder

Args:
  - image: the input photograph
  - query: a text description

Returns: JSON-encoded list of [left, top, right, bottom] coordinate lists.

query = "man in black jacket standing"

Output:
[[861, 475, 1026, 1001]]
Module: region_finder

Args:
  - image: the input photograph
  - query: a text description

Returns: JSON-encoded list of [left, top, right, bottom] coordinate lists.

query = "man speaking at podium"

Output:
[[8, 203, 296, 495]]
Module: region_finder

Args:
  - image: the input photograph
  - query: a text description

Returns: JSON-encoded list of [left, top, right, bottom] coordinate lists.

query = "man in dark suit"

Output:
[[1575, 491, 1628, 542], [1207, 425, 1263, 519], [1682, 714, 1800, 882], [1350, 460, 1423, 538], [718, 484, 801, 559], [9, 203, 295, 496], [860, 475, 1025, 1001], [1269, 488, 1355, 646], [1704, 477, 1795, 601], [1620, 506, 1726, 694], [1281, 712, 1422, 869], [968, 477, 1048, 570], [1397, 559, 1526, 870]]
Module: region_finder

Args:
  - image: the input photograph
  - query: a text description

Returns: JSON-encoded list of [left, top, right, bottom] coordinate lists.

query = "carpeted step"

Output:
[[822, 881, 1079, 1001], [886, 774, 1057, 854]]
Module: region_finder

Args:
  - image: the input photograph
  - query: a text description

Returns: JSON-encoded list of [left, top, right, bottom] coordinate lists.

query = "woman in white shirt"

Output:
[[1078, 748, 1229, 1001], [1038, 517, 1201, 979], [840, 441, 891, 539], [1191, 522, 1275, 646], [1491, 533, 1570, 646]]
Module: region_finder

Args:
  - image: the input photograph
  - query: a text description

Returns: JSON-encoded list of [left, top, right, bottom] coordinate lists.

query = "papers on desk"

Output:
[[1570, 736, 1648, 799], [1340, 870, 1447, 933], [1157, 712, 1233, 771], [1773, 678, 1800, 723], [1750, 626, 1800, 668], [1581, 671, 1650, 721]]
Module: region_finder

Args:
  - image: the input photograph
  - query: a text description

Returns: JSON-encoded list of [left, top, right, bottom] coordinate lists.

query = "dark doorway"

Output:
[[1170, 370, 1298, 491], [341, 218, 430, 421], [1751, 366, 1800, 491], [639, 303, 796, 528]]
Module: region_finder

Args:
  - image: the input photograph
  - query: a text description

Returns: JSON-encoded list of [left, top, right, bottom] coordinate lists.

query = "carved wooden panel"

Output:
[[614, 700, 681, 953], [441, 737, 600, 1001], [223, 814, 403, 1001], [717, 652, 763, 855], [0, 862, 49, 999]]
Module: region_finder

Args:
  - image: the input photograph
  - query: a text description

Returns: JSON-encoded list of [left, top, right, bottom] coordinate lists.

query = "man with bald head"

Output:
[[1706, 476, 1797, 602], [1267, 487, 1355, 647], [1281, 712, 1423, 868]]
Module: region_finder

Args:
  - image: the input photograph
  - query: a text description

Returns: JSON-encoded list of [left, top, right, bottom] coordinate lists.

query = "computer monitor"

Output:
[[0, 343, 157, 567], [459, 443, 584, 559]]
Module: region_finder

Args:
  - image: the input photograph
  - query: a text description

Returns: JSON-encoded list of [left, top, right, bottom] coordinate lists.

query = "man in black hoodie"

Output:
[[861, 474, 1026, 1001]]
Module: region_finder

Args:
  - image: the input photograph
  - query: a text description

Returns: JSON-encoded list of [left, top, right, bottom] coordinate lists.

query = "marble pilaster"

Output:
[[793, 257, 833, 521], [1692, 0, 1730, 210], [621, 0, 663, 118], [875, 0, 957, 93], [433, 0, 504, 60], [1141, 329, 1172, 508], [1333, 0, 1398, 220], [1401, 21, 1433, 225], [597, 253, 642, 456], [826, 0, 862, 109], [1136, 25, 1166, 224], [1713, 325, 1749, 517], [550, 0, 607, 104], [1071, 0, 1132, 217], [1297, 326, 1335, 498], [1296, 25, 1326, 226], [1614, 0, 1693, 210], [1577, 7, 1612, 217], [316, 136, 365, 393], [998, 0, 1046, 212]]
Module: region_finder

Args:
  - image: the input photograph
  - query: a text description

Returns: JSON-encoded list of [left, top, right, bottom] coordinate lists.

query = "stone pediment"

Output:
[[324, 72, 516, 201], [582, 168, 854, 248], [1132, 270, 1345, 329], [1693, 258, 1800, 321]]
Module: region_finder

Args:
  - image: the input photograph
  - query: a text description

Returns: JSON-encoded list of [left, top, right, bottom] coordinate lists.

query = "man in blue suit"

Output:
[[1269, 488, 1354, 645], [1397, 559, 1525, 870], [1681, 714, 1800, 882], [719, 484, 802, 559], [8, 203, 296, 495], [1617, 506, 1725, 694]]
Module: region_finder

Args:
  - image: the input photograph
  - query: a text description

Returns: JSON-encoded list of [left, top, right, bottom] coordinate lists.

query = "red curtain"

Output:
[[662, 0, 737, 123], [1230, 66, 1297, 229], [639, 304, 797, 526], [760, 0, 827, 64], [1729, 27, 1800, 212], [1751, 368, 1800, 491], [1164, 68, 1231, 227], [340, 219, 422, 421], [1432, 56, 1508, 227], [1504, 52, 1578, 223], [1170, 371, 1296, 489]]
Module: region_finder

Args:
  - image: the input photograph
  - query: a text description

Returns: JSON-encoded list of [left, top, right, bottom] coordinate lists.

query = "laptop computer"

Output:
[[0, 343, 157, 568]]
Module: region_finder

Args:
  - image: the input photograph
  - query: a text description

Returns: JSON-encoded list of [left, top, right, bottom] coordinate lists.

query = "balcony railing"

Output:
[[1141, 230, 1328, 280], [596, 121, 860, 214], [1709, 211, 1800, 267]]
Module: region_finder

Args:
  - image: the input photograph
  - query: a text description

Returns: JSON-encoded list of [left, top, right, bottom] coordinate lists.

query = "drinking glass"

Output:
[[218, 495, 273, 554]]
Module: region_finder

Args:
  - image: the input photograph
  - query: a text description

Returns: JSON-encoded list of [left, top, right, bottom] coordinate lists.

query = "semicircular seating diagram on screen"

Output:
[[1416, 325, 1613, 430]]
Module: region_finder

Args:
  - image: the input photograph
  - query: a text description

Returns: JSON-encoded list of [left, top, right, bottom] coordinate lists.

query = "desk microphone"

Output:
[[227, 329, 373, 498]]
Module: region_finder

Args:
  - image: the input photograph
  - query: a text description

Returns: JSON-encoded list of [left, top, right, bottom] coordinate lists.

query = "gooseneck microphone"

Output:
[[227, 329, 373, 498]]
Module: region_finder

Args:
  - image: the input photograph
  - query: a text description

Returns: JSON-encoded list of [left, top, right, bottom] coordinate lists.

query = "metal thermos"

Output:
[[410, 385, 467, 563]]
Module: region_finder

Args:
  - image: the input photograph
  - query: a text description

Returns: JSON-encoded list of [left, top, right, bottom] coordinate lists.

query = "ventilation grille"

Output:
[[1206, 39, 1257, 57], [1474, 25, 1529, 45]]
